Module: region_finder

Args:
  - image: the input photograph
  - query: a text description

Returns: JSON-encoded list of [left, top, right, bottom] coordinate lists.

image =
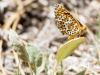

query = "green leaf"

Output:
[[35, 53, 42, 67], [76, 70, 86, 75], [56, 37, 86, 64], [9, 29, 29, 62], [36, 58, 45, 75]]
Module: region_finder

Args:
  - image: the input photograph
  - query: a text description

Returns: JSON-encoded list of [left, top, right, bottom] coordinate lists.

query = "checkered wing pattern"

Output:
[[54, 4, 87, 40]]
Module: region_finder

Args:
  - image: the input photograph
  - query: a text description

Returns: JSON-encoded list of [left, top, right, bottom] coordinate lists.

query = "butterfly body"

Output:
[[54, 4, 87, 40]]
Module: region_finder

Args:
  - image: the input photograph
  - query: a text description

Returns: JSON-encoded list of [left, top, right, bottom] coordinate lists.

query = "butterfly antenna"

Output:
[[74, 8, 79, 20]]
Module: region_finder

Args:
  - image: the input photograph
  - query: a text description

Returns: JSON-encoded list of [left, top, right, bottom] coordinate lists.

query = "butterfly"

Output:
[[54, 4, 87, 40]]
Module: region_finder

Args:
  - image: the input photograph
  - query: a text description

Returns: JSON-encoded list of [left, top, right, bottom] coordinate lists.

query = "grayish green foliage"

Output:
[[25, 44, 43, 74], [9, 29, 29, 62]]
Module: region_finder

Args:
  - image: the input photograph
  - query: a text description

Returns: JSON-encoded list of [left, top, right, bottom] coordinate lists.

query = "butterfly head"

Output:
[[80, 26, 87, 35]]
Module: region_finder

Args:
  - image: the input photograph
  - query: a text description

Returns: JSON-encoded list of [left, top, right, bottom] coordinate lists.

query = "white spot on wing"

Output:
[[73, 23, 77, 30], [64, 18, 73, 26], [58, 14, 66, 21]]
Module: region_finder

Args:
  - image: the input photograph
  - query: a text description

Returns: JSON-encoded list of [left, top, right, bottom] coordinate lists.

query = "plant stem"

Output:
[[28, 62, 32, 74], [51, 62, 58, 75]]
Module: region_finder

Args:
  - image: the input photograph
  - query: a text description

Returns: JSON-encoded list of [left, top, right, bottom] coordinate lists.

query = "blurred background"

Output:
[[0, 0, 100, 75]]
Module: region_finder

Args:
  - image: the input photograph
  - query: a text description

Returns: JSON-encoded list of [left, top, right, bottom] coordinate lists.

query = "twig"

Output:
[[87, 29, 100, 61], [0, 40, 6, 75]]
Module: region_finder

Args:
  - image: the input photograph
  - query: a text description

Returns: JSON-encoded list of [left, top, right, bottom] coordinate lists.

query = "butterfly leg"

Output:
[[68, 34, 77, 40]]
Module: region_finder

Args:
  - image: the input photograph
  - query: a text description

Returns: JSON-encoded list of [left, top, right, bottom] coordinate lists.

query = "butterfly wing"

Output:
[[54, 4, 83, 37]]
